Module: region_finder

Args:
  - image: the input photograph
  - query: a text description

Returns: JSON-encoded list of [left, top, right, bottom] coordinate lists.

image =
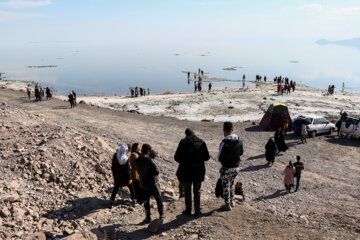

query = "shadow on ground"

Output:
[[240, 164, 270, 172]]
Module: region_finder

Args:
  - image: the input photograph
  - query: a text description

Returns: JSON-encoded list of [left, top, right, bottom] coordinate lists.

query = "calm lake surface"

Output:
[[1, 40, 359, 96]]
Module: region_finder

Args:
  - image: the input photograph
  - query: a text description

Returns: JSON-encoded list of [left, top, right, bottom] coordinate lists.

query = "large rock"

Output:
[[8, 180, 20, 190], [148, 219, 164, 233], [24, 232, 46, 240], [63, 231, 98, 240], [95, 137, 113, 152], [95, 164, 106, 175], [1, 193, 20, 203]]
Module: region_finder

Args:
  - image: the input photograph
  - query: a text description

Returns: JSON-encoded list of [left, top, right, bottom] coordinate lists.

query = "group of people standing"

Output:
[[275, 77, 296, 95], [68, 90, 77, 108], [129, 87, 150, 98], [28, 84, 52, 101], [265, 127, 305, 193], [256, 75, 267, 82], [110, 121, 244, 223]]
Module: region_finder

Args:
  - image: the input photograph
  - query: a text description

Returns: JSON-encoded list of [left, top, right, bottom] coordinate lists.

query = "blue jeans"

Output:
[[295, 173, 301, 191]]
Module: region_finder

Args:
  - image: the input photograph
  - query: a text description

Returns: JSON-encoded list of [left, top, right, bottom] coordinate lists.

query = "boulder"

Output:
[[63, 231, 98, 240], [24, 231, 46, 240], [148, 219, 164, 233], [95, 137, 113, 152], [1, 193, 20, 203], [8, 180, 20, 190], [95, 164, 106, 175]]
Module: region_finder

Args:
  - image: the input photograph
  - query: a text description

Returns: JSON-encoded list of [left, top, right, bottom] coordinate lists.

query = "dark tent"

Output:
[[260, 103, 292, 131]]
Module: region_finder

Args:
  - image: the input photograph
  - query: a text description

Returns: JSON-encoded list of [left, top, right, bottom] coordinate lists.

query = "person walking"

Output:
[[274, 128, 288, 152], [27, 85, 31, 99], [109, 144, 136, 209], [129, 143, 141, 205], [46, 87, 52, 100], [208, 82, 212, 92], [135, 144, 164, 223], [40, 87, 44, 101], [35, 85, 40, 102], [283, 161, 295, 193], [72, 90, 77, 106], [301, 123, 307, 143], [218, 122, 243, 211], [293, 156, 304, 192], [68, 92, 74, 108], [265, 137, 277, 166], [194, 81, 198, 92], [174, 128, 210, 216]]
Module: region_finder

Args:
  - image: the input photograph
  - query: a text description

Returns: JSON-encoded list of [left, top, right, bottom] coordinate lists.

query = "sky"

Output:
[[0, 0, 359, 47]]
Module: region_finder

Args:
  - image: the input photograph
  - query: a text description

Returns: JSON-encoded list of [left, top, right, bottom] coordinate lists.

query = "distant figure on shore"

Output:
[[292, 81, 296, 91], [198, 68, 201, 75], [208, 82, 212, 92], [287, 84, 291, 94], [274, 128, 288, 152], [130, 87, 134, 97], [293, 156, 304, 192], [283, 161, 295, 193], [194, 73, 196, 80], [40, 87, 44, 101], [265, 137, 276, 166], [174, 128, 210, 216], [72, 90, 77, 106], [194, 81, 197, 92], [218, 122, 243, 211], [46, 87, 52, 100], [264, 76, 267, 83], [135, 87, 139, 97], [243, 74, 245, 81], [147, 88, 150, 95], [134, 144, 164, 223], [201, 70, 204, 76], [342, 82, 345, 92], [27, 85, 31, 100], [35, 85, 40, 102], [198, 82, 202, 92], [187, 72, 190, 79], [68, 92, 75, 108]]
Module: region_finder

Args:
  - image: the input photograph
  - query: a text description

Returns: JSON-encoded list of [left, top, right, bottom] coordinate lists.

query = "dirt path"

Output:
[[0, 88, 359, 239]]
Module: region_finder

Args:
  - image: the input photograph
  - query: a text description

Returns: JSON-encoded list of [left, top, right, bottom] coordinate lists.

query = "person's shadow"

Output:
[[246, 154, 265, 161], [253, 190, 287, 201], [42, 197, 108, 221], [125, 209, 217, 239], [240, 164, 270, 172]]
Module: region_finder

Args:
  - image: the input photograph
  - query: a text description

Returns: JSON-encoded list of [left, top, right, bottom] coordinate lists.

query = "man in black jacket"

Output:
[[174, 128, 210, 216], [218, 122, 243, 211], [134, 144, 164, 223]]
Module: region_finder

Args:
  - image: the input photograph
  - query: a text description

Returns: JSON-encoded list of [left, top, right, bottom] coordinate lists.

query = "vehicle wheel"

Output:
[[309, 131, 316, 138], [328, 128, 333, 135]]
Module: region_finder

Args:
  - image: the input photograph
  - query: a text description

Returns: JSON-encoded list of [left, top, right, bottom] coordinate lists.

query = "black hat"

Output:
[[185, 128, 194, 136], [141, 144, 152, 155], [223, 122, 233, 132]]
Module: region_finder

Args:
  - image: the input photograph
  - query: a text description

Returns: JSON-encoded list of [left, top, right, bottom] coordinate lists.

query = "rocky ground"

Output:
[[0, 87, 359, 240]]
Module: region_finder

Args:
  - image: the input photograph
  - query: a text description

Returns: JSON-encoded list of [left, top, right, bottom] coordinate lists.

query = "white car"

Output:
[[296, 115, 336, 138], [340, 117, 360, 139]]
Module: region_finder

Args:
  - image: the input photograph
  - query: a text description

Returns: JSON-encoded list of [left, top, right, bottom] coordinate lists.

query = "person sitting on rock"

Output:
[[109, 144, 136, 209], [135, 144, 164, 223], [174, 128, 210, 216]]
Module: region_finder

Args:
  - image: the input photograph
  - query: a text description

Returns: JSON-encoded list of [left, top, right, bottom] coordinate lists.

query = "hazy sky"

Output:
[[0, 0, 359, 47]]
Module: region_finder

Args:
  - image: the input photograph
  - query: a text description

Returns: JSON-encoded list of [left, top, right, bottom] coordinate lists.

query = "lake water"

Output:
[[0, 40, 359, 96]]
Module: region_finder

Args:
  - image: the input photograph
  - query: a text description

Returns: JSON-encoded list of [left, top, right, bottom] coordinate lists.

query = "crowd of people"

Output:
[[264, 127, 304, 192], [129, 87, 150, 97], [109, 121, 304, 224], [27, 84, 52, 101], [274, 76, 296, 95]]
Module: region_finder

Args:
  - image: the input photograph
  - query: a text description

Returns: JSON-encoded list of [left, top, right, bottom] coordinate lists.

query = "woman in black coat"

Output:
[[109, 144, 135, 208], [265, 137, 277, 166], [274, 128, 288, 152]]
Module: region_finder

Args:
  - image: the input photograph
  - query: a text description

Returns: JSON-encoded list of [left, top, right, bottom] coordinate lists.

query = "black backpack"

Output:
[[215, 178, 223, 198]]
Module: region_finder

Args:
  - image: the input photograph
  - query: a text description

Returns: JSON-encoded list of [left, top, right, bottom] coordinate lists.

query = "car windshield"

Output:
[[321, 118, 328, 124]]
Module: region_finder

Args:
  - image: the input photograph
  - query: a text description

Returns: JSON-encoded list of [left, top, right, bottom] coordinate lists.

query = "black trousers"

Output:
[[143, 184, 163, 219], [183, 181, 201, 213], [110, 183, 135, 201]]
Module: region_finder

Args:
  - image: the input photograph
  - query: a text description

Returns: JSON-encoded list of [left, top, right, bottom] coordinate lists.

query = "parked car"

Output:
[[340, 117, 360, 139], [294, 115, 336, 138]]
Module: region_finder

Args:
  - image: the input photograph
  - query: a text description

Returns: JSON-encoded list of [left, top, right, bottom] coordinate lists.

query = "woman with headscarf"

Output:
[[265, 137, 277, 166], [109, 144, 135, 209], [283, 161, 295, 193], [274, 128, 288, 152]]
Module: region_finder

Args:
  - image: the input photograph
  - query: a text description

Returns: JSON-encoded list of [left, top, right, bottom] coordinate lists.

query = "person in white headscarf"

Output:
[[109, 144, 136, 208]]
